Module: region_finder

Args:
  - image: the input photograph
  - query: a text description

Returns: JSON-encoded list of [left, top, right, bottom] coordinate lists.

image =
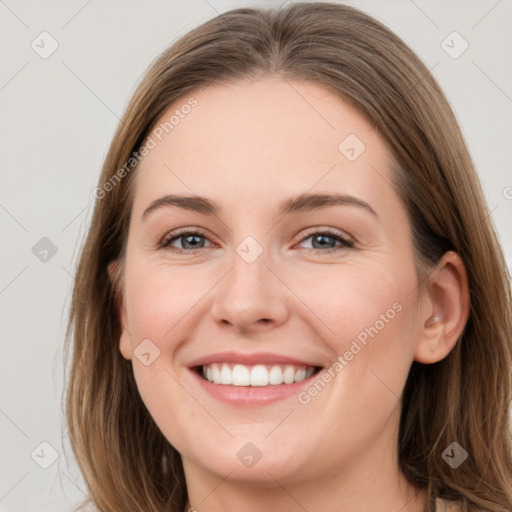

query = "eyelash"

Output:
[[159, 227, 354, 255]]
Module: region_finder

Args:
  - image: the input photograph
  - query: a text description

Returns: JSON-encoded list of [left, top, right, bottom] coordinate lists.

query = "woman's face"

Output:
[[115, 76, 427, 485]]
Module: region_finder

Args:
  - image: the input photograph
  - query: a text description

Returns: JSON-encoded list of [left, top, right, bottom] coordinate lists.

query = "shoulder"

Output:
[[435, 497, 465, 511]]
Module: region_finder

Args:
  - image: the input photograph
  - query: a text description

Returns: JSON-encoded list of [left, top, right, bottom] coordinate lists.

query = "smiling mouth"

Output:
[[195, 363, 322, 386]]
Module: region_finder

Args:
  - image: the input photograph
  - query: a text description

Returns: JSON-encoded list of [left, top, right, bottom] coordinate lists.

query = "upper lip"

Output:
[[187, 351, 323, 368]]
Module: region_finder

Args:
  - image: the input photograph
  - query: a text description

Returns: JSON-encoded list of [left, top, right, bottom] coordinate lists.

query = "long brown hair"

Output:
[[64, 3, 512, 511]]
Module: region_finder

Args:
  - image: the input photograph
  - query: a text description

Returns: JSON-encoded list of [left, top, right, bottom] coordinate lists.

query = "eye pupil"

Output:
[[182, 235, 204, 249], [313, 234, 335, 249]]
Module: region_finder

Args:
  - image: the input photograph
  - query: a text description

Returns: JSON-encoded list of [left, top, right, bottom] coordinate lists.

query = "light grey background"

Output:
[[1, 1, 511, 511]]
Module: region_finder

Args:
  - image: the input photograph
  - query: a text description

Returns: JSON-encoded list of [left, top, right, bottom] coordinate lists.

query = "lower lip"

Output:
[[189, 368, 319, 406]]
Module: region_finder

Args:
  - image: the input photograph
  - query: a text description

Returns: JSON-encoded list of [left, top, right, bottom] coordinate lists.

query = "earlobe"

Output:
[[414, 251, 470, 364], [119, 327, 133, 360], [107, 260, 132, 361]]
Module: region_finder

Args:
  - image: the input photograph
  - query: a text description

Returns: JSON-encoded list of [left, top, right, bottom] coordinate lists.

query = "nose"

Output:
[[209, 245, 290, 335]]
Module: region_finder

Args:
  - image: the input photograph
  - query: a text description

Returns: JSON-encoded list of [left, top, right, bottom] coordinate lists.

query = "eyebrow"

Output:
[[141, 192, 378, 220]]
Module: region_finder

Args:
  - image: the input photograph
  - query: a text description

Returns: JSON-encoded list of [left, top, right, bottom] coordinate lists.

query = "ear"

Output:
[[413, 251, 470, 364], [107, 260, 132, 360]]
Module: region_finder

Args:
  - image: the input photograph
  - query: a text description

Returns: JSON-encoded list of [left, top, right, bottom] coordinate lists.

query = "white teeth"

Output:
[[201, 363, 316, 386], [220, 364, 232, 385], [268, 366, 283, 385], [250, 365, 269, 386], [212, 364, 221, 384], [294, 368, 306, 382], [283, 365, 295, 384], [232, 364, 250, 386]]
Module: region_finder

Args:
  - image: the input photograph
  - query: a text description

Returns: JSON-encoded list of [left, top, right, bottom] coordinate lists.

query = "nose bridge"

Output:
[[210, 235, 289, 331]]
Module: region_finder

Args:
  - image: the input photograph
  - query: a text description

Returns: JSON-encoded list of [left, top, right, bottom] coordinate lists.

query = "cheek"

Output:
[[122, 262, 207, 447], [289, 259, 416, 342], [124, 262, 213, 344], [289, 259, 419, 395], [122, 261, 221, 418]]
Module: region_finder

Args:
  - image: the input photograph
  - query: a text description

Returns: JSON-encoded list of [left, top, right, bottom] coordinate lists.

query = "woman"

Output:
[[64, 2, 512, 511]]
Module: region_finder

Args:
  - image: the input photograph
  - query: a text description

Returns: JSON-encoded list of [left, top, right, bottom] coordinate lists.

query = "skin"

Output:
[[109, 75, 469, 512]]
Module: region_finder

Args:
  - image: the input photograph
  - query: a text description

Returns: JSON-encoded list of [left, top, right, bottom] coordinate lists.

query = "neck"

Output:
[[184, 473, 426, 512]]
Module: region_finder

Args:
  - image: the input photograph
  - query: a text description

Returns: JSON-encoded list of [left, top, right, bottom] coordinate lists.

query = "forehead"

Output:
[[131, 76, 396, 217]]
